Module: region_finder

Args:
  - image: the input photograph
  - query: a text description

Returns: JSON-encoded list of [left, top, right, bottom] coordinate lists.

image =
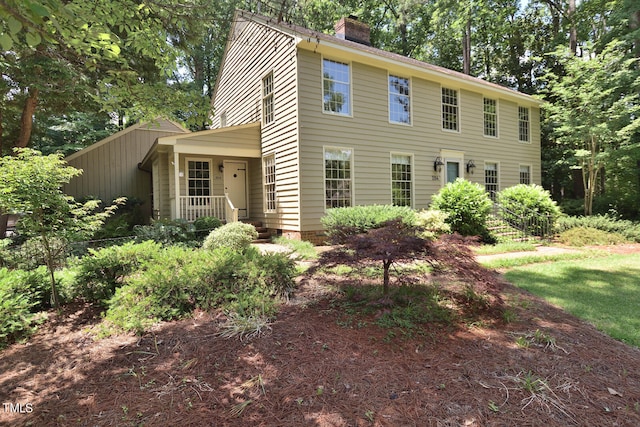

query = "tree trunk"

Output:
[[568, 0, 577, 55], [382, 259, 391, 295], [16, 87, 39, 149], [463, 19, 471, 75], [0, 213, 7, 239]]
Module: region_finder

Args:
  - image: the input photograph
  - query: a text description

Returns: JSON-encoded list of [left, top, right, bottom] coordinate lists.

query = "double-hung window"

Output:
[[262, 72, 274, 125], [188, 160, 211, 205], [484, 162, 499, 200], [391, 154, 412, 207], [519, 165, 531, 185], [442, 87, 459, 131], [483, 98, 497, 137], [324, 147, 352, 208], [323, 59, 351, 115], [389, 75, 411, 124], [518, 106, 530, 142], [263, 154, 276, 212]]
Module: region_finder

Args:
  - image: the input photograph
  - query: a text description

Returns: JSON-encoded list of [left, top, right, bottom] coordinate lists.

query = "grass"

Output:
[[479, 250, 605, 269], [504, 254, 640, 347], [473, 241, 537, 255]]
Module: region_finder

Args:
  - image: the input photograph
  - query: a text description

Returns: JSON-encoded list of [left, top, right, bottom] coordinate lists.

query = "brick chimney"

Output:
[[334, 15, 371, 46]]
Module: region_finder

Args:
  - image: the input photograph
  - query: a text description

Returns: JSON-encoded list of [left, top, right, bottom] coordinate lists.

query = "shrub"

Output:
[[557, 227, 627, 246], [321, 205, 417, 241], [103, 246, 296, 334], [272, 236, 318, 260], [193, 216, 223, 240], [415, 209, 451, 240], [133, 218, 195, 246], [555, 215, 640, 242], [497, 184, 561, 236], [92, 197, 146, 240], [202, 222, 258, 252], [0, 237, 68, 271], [430, 179, 493, 237], [71, 241, 163, 304]]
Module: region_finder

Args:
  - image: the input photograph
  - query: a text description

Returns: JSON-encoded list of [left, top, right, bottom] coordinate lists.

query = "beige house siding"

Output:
[[296, 48, 541, 232], [211, 15, 300, 230], [65, 123, 187, 219]]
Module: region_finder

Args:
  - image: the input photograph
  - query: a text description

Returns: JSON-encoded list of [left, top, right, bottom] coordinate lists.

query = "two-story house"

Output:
[[70, 10, 542, 243]]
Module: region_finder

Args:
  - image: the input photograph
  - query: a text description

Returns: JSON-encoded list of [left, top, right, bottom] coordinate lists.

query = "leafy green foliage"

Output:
[[430, 179, 493, 237], [415, 209, 451, 240], [555, 215, 640, 242], [71, 241, 163, 304], [193, 216, 223, 240], [92, 198, 147, 240], [202, 222, 258, 252], [497, 184, 561, 236], [103, 247, 296, 334], [556, 227, 627, 246], [133, 219, 195, 246], [272, 236, 318, 260], [0, 149, 121, 307], [321, 205, 417, 240]]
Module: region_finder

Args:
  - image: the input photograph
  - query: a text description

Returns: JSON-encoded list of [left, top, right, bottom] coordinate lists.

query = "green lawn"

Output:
[[503, 254, 640, 347]]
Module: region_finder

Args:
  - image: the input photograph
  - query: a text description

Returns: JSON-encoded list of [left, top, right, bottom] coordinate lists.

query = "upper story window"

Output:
[[262, 72, 274, 125], [263, 154, 276, 212], [520, 165, 531, 185], [518, 106, 530, 142], [323, 59, 351, 115], [483, 98, 497, 137], [389, 75, 411, 124], [324, 147, 352, 208], [442, 87, 459, 131]]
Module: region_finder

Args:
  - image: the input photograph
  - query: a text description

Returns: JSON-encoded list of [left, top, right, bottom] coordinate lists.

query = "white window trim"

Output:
[[390, 152, 414, 208], [518, 106, 531, 143], [262, 71, 275, 126], [321, 57, 353, 117], [482, 97, 499, 139], [483, 160, 501, 199], [323, 146, 355, 210], [441, 86, 461, 133], [519, 164, 533, 185], [388, 73, 413, 126], [263, 153, 277, 213], [184, 157, 213, 198]]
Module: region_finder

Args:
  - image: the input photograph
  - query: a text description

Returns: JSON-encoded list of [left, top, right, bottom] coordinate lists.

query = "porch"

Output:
[[140, 122, 263, 224]]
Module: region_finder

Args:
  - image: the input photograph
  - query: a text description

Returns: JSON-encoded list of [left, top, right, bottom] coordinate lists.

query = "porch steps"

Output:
[[243, 220, 273, 243]]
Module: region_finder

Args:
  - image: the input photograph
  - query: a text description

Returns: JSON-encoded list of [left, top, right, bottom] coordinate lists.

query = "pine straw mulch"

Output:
[[1, 247, 640, 426]]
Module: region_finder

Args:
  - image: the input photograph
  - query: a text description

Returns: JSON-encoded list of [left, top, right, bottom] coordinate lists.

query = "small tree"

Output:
[[320, 219, 431, 295], [0, 149, 121, 308]]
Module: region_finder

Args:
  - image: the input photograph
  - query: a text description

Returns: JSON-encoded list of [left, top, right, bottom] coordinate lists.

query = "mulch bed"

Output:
[[1, 247, 640, 426]]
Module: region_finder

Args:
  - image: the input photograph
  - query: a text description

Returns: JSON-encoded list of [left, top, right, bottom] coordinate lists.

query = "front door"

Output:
[[223, 160, 248, 218], [446, 161, 460, 183]]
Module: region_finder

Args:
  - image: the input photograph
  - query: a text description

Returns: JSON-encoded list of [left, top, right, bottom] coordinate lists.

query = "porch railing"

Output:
[[178, 194, 239, 223]]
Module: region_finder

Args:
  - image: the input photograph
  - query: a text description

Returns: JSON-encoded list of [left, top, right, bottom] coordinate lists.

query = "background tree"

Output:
[[543, 42, 640, 215], [0, 149, 121, 308]]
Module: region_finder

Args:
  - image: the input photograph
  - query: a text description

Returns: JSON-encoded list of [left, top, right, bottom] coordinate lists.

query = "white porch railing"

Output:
[[178, 194, 238, 223]]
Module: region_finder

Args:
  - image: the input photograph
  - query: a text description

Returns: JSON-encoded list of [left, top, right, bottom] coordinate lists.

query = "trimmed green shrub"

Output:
[[557, 227, 628, 246], [497, 184, 561, 236], [430, 179, 493, 237], [415, 209, 451, 240], [193, 216, 223, 240], [71, 241, 163, 304], [103, 246, 296, 334], [202, 222, 258, 252], [555, 215, 640, 242], [133, 218, 196, 246], [321, 205, 417, 240]]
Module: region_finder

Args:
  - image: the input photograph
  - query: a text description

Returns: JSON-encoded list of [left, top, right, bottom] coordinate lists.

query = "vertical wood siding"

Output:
[[211, 18, 300, 230]]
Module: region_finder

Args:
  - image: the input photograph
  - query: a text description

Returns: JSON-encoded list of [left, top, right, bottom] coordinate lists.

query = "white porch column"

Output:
[[173, 151, 180, 220]]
